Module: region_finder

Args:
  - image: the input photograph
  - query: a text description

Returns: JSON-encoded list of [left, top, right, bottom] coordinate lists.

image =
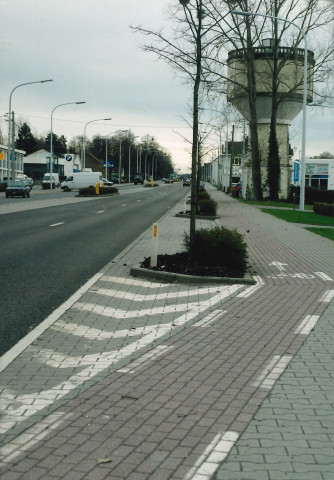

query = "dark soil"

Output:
[[140, 252, 244, 278]]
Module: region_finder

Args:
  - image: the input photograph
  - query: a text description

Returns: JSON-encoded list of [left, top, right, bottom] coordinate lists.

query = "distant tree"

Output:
[[319, 151, 334, 159], [42, 133, 67, 154], [15, 122, 38, 155]]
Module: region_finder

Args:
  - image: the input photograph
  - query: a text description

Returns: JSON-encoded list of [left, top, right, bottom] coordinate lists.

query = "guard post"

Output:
[[150, 224, 158, 268]]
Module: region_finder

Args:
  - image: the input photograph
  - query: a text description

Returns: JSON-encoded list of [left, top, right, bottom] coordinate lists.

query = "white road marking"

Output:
[[116, 345, 173, 373], [184, 431, 239, 480], [252, 355, 292, 390], [319, 290, 334, 303], [97, 210, 104, 214], [192, 310, 226, 327], [237, 275, 264, 298], [90, 285, 231, 301], [294, 315, 320, 335], [0, 273, 104, 373], [100, 276, 171, 288], [315, 271, 333, 281], [121, 204, 127, 207], [270, 261, 288, 271], [49, 222, 64, 227], [0, 285, 242, 435]]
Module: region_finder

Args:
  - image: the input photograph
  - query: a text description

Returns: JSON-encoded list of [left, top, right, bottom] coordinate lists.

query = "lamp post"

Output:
[[50, 101, 86, 189], [129, 136, 139, 183], [7, 79, 53, 185], [118, 131, 128, 184], [231, 9, 308, 211], [83, 118, 112, 171]]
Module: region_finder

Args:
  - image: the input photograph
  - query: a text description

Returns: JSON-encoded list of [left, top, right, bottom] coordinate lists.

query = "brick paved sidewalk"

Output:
[[0, 186, 333, 480]]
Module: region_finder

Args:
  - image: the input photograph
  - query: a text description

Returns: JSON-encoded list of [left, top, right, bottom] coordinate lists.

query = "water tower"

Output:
[[227, 39, 315, 198]]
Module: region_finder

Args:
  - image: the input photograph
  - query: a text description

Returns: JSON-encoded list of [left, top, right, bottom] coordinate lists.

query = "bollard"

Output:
[[95, 183, 100, 195], [150, 224, 158, 268], [183, 198, 187, 214]]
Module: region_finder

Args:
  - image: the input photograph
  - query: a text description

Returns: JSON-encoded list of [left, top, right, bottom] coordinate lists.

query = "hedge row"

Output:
[[78, 186, 118, 196], [288, 185, 334, 204], [313, 202, 334, 217], [198, 189, 217, 216]]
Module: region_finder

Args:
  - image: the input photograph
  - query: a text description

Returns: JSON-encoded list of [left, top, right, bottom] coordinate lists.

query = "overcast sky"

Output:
[[1, 0, 333, 173]]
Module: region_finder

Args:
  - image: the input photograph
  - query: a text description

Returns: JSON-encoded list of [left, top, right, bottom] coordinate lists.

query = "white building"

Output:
[[23, 150, 82, 181], [0, 144, 26, 181], [292, 157, 334, 190]]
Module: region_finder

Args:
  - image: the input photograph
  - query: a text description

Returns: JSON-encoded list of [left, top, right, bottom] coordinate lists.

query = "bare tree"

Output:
[[132, 0, 221, 248]]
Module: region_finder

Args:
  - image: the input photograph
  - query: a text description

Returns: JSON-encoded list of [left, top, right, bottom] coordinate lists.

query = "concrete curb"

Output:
[[130, 266, 255, 284], [175, 213, 219, 220]]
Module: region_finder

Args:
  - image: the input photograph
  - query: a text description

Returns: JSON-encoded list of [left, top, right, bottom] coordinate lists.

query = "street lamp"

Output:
[[231, 9, 308, 211], [129, 136, 139, 183], [50, 101, 86, 190], [7, 79, 53, 185], [118, 130, 128, 184], [83, 118, 112, 170]]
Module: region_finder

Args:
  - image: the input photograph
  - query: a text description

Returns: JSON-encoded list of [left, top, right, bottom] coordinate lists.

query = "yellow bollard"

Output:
[[95, 183, 100, 195]]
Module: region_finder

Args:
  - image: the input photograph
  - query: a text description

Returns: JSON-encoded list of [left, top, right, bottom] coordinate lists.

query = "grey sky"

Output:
[[1, 0, 333, 172]]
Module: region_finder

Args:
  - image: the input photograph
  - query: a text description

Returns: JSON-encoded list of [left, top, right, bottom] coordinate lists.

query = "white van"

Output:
[[42, 173, 60, 189], [61, 172, 103, 192]]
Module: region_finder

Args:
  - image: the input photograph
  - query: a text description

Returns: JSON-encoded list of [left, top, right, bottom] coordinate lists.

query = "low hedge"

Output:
[[184, 226, 248, 276], [288, 185, 334, 204], [198, 198, 217, 216], [313, 202, 334, 217], [198, 189, 210, 200], [79, 186, 118, 196]]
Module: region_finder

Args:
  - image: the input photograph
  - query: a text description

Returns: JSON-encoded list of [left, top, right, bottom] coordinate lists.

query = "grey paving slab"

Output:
[[0, 185, 333, 480]]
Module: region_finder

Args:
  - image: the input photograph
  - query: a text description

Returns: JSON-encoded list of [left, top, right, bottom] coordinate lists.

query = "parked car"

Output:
[[102, 178, 114, 186], [110, 176, 120, 184], [17, 174, 34, 189], [5, 180, 31, 198], [183, 179, 191, 187], [232, 181, 242, 197]]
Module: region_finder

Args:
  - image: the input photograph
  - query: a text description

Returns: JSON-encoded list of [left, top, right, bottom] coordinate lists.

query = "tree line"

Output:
[[14, 122, 175, 180]]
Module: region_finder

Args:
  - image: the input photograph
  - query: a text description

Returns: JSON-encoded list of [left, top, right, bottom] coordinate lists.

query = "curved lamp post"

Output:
[[231, 9, 308, 211], [7, 79, 53, 185], [50, 101, 86, 189], [83, 118, 112, 170]]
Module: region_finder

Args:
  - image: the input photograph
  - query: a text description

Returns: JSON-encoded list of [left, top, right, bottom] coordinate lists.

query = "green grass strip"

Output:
[[261, 208, 334, 226], [305, 228, 334, 241]]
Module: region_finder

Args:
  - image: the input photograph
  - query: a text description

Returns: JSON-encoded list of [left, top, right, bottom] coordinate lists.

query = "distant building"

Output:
[[291, 157, 334, 190], [23, 150, 82, 181]]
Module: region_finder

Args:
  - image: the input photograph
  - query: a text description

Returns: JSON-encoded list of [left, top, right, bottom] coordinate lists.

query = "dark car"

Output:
[[183, 179, 191, 187], [134, 173, 144, 185], [5, 181, 31, 198]]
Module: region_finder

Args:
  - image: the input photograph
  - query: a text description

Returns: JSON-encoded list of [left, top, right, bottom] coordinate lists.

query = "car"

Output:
[[183, 179, 191, 187], [231, 181, 242, 197], [110, 176, 120, 184], [134, 173, 144, 185], [102, 178, 114, 186], [5, 180, 31, 198], [17, 174, 34, 189], [165, 178, 174, 184]]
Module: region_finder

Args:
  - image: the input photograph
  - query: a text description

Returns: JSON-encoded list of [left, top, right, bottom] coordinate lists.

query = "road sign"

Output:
[[103, 162, 112, 167]]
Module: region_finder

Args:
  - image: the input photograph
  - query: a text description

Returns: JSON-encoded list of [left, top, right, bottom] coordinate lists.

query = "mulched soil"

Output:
[[140, 252, 243, 278]]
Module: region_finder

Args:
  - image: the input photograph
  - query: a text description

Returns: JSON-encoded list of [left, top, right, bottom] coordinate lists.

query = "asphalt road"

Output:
[[0, 183, 188, 356]]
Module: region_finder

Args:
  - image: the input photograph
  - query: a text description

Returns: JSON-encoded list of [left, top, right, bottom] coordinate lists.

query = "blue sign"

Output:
[[103, 162, 112, 167], [293, 161, 300, 182]]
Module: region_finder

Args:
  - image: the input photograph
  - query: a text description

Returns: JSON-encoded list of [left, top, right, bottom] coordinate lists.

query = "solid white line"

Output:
[[252, 355, 292, 390], [49, 222, 64, 227], [100, 276, 173, 288], [192, 310, 226, 327], [116, 345, 173, 373], [319, 290, 334, 303], [184, 431, 239, 480], [315, 272, 333, 281], [237, 275, 264, 298], [294, 315, 320, 335], [0, 273, 104, 373]]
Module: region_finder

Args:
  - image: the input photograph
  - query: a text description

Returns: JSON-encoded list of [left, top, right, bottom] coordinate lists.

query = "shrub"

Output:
[[198, 189, 210, 200], [313, 202, 334, 217], [79, 186, 118, 196], [184, 226, 248, 276], [198, 198, 217, 216]]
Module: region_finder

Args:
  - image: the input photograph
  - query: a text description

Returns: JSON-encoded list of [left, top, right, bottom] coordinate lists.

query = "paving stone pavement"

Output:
[[0, 184, 333, 480]]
